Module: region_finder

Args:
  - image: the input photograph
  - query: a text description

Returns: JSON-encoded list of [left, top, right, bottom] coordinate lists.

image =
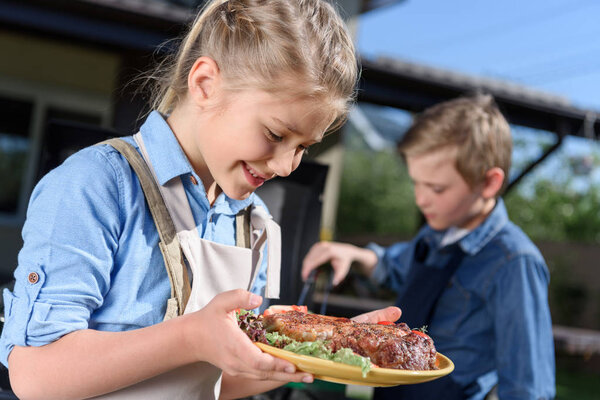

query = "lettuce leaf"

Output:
[[280, 337, 372, 377]]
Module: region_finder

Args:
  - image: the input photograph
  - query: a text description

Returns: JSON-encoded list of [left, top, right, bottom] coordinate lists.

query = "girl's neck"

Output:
[[166, 107, 221, 206]]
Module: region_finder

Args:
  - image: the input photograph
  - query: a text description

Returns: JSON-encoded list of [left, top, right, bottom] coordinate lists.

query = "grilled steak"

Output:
[[262, 311, 437, 370]]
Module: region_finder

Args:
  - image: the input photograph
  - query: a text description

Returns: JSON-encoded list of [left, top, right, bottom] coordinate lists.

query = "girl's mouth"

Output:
[[242, 162, 266, 187]]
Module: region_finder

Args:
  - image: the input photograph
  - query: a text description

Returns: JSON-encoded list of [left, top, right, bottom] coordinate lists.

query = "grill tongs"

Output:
[[296, 267, 334, 315]]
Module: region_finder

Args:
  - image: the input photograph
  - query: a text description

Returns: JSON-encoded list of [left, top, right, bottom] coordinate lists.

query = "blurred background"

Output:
[[0, 0, 599, 398]]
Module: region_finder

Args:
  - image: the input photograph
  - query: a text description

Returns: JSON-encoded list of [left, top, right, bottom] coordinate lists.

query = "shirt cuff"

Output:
[[365, 242, 388, 286]]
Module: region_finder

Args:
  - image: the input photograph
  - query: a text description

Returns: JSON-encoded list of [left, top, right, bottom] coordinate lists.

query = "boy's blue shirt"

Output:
[[0, 111, 269, 366], [369, 199, 556, 400]]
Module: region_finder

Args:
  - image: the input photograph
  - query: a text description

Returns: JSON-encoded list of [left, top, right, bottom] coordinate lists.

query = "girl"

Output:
[[0, 1, 405, 399]]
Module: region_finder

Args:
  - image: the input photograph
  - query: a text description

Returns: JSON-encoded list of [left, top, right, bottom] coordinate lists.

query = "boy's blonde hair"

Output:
[[148, 0, 358, 132], [399, 94, 512, 194]]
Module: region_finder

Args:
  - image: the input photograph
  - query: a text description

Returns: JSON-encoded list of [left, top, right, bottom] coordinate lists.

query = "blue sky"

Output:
[[357, 0, 600, 111], [355, 0, 600, 193]]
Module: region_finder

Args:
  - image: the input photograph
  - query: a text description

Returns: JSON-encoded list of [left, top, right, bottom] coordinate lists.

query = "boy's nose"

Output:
[[267, 149, 298, 178], [414, 188, 428, 208]]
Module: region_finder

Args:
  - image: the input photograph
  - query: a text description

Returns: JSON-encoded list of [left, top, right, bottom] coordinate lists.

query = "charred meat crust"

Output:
[[262, 311, 438, 370]]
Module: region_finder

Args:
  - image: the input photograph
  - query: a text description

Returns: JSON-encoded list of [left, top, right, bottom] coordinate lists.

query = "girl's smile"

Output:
[[242, 161, 270, 188]]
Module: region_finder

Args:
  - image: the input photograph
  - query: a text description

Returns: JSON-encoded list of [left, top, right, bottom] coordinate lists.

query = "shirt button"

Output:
[[190, 175, 198, 185], [28, 272, 39, 284]]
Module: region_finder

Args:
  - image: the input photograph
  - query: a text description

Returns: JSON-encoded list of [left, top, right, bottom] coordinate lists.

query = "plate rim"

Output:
[[255, 342, 454, 385]]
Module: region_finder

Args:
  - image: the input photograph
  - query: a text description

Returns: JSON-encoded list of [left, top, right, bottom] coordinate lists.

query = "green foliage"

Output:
[[337, 148, 418, 235], [337, 123, 600, 243], [505, 180, 600, 243], [556, 366, 600, 400]]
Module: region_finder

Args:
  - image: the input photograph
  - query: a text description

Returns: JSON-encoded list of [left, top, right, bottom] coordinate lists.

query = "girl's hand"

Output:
[[183, 289, 313, 383], [351, 306, 402, 324]]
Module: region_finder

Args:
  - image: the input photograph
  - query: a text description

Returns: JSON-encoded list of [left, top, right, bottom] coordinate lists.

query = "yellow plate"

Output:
[[256, 342, 454, 387]]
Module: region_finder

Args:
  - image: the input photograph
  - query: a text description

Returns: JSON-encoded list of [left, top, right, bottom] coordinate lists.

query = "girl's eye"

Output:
[[432, 186, 445, 194], [267, 130, 283, 142]]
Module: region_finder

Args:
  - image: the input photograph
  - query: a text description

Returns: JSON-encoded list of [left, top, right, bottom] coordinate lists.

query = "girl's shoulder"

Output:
[[32, 139, 138, 210]]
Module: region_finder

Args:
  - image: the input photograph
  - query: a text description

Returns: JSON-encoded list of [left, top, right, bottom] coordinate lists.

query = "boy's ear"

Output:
[[187, 56, 221, 106], [482, 167, 505, 199]]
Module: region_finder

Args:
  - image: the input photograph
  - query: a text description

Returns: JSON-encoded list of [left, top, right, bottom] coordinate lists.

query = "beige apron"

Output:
[[94, 134, 281, 399]]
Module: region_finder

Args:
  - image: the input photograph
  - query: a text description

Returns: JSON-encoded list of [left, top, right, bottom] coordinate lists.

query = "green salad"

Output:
[[265, 332, 373, 376]]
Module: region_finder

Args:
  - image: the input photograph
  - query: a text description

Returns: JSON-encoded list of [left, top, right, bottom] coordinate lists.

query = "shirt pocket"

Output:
[[429, 277, 471, 337]]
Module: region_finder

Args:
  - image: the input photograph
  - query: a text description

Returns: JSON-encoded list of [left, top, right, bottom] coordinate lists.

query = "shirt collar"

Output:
[[139, 111, 256, 216], [459, 198, 508, 255], [139, 111, 192, 186]]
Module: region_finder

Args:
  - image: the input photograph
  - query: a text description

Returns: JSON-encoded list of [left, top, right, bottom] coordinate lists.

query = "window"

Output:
[[0, 79, 111, 223], [0, 95, 33, 213]]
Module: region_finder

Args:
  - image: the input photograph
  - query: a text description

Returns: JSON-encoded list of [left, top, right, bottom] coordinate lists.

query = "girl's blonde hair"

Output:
[[398, 94, 512, 194], [148, 0, 358, 131]]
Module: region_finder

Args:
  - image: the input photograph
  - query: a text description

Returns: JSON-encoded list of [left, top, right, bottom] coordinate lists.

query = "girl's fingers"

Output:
[[211, 289, 263, 313], [235, 349, 312, 382]]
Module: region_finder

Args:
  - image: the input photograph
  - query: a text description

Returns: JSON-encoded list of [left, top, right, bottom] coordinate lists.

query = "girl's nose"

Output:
[[267, 149, 299, 178]]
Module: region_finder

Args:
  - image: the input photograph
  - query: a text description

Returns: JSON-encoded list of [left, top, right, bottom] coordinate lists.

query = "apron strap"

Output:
[[235, 206, 252, 248], [98, 138, 191, 319], [133, 133, 198, 235], [250, 206, 281, 299]]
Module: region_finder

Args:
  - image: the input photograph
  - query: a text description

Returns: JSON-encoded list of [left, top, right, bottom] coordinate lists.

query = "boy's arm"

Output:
[[301, 240, 415, 290], [490, 255, 555, 400], [8, 290, 311, 400], [301, 241, 378, 286], [365, 241, 413, 293]]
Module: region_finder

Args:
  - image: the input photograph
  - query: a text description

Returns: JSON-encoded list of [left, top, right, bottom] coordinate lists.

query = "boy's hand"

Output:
[[184, 289, 313, 383], [301, 241, 378, 285], [351, 306, 402, 324]]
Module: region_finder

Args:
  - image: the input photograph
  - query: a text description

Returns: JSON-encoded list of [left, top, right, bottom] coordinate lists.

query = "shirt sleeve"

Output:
[[0, 145, 123, 367], [488, 254, 556, 400], [366, 241, 412, 293]]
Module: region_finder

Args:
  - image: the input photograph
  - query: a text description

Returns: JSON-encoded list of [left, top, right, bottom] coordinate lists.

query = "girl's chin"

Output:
[[221, 186, 253, 201]]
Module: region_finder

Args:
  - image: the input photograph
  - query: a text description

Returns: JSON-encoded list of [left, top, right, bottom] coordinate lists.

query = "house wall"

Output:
[[0, 29, 120, 280]]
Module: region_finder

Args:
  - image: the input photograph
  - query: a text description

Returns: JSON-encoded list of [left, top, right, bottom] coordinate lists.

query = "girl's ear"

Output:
[[187, 56, 221, 107], [482, 167, 505, 199]]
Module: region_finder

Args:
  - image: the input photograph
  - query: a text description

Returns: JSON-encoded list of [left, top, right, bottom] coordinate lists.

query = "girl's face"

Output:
[[174, 87, 332, 203], [406, 146, 493, 231]]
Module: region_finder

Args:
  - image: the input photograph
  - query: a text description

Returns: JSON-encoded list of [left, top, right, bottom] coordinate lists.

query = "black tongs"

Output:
[[296, 269, 316, 306], [296, 266, 335, 315]]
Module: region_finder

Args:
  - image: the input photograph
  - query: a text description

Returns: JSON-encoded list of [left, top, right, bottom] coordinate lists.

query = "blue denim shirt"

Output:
[[0, 111, 269, 366], [369, 199, 555, 400]]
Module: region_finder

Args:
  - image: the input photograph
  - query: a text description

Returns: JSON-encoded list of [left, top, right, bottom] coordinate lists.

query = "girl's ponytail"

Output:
[[154, 0, 227, 114], [145, 0, 358, 127]]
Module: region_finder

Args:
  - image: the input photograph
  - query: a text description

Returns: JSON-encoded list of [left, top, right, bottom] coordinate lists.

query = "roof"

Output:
[[76, 0, 406, 22], [359, 57, 600, 139], [371, 57, 571, 109], [77, 0, 192, 23], [0, 0, 405, 52]]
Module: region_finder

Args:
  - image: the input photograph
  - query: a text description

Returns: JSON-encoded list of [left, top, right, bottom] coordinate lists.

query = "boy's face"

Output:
[[406, 146, 493, 231]]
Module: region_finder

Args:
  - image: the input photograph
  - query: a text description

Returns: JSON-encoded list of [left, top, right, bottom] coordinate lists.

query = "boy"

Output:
[[301, 95, 555, 400]]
